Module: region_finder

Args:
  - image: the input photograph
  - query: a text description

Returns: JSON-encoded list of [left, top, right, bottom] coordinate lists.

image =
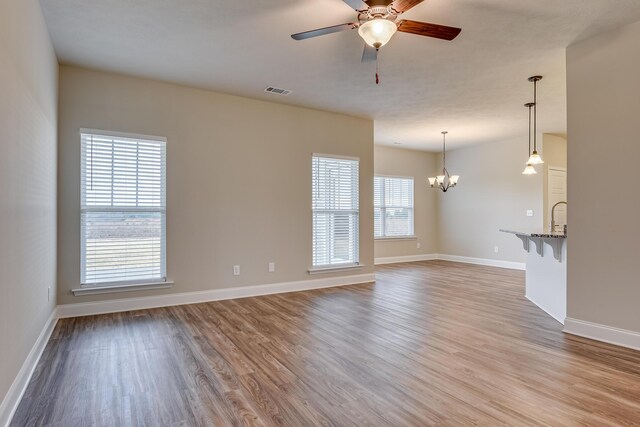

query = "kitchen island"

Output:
[[500, 229, 567, 324]]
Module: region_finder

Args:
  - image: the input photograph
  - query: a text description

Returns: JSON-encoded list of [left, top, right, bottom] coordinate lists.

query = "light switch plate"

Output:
[[233, 265, 240, 276], [526, 210, 534, 217], [268, 262, 275, 273]]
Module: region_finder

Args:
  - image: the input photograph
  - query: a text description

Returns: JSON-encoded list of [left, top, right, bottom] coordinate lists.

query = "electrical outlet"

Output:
[[233, 265, 240, 276], [494, 246, 499, 253], [417, 242, 421, 249], [268, 262, 275, 273], [526, 210, 534, 217]]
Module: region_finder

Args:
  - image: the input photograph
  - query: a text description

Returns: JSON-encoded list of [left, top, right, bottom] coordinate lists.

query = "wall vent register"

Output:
[[80, 130, 167, 288], [264, 86, 292, 96]]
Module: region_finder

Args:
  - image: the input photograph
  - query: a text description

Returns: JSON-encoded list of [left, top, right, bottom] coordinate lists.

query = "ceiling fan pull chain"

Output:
[[375, 55, 380, 84]]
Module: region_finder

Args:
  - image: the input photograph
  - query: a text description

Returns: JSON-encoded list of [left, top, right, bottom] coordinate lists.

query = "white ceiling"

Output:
[[41, 0, 640, 151]]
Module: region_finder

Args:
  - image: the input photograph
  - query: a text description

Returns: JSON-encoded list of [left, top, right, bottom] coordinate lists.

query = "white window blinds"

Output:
[[80, 130, 167, 286], [374, 176, 414, 238], [312, 155, 359, 268]]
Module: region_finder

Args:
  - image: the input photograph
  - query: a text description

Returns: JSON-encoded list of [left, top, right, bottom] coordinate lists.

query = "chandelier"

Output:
[[428, 131, 459, 192]]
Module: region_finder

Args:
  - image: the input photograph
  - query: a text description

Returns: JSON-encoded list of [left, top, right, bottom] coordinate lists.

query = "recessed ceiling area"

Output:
[[40, 0, 640, 150]]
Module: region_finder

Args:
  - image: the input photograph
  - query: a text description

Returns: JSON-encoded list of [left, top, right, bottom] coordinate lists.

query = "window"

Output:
[[312, 155, 359, 268], [80, 130, 167, 286], [374, 176, 414, 238]]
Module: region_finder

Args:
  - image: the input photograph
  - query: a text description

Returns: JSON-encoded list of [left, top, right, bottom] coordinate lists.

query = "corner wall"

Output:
[[0, 0, 58, 419], [566, 20, 640, 333], [373, 146, 439, 261], [57, 66, 374, 306], [436, 136, 544, 263]]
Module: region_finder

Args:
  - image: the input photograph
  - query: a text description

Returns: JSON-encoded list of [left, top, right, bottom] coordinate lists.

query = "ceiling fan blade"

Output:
[[343, 0, 368, 10], [392, 0, 425, 13], [291, 23, 358, 41], [361, 44, 378, 62], [396, 20, 461, 40]]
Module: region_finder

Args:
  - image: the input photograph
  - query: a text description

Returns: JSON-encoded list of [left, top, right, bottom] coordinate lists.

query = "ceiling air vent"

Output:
[[264, 86, 291, 96]]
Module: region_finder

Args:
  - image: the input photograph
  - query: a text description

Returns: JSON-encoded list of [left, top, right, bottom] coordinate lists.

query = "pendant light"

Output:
[[527, 75, 544, 165], [522, 102, 537, 175], [428, 131, 459, 192]]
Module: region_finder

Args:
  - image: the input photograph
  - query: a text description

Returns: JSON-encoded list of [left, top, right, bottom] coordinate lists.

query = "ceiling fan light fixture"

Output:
[[358, 18, 397, 49]]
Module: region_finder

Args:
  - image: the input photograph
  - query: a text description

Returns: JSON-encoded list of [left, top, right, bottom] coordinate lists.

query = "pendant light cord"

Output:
[[442, 132, 446, 173], [528, 104, 532, 157], [533, 79, 538, 152]]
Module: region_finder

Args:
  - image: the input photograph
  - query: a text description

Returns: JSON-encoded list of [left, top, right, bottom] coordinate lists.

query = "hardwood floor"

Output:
[[12, 261, 640, 426]]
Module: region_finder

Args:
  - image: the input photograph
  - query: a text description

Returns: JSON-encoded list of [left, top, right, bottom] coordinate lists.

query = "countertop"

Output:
[[499, 229, 567, 239]]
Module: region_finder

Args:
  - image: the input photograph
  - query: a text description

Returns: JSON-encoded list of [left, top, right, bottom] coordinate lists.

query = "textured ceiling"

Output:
[[40, 0, 640, 150]]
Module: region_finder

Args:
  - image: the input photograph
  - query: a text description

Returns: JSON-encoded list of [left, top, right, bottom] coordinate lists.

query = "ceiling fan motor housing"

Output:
[[365, 0, 395, 7], [358, 5, 398, 25]]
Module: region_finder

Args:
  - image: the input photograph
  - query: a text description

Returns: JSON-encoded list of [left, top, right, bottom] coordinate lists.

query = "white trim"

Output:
[[72, 281, 174, 296], [308, 264, 364, 274], [0, 309, 58, 427], [375, 236, 417, 241], [58, 273, 376, 318], [374, 173, 414, 180], [563, 318, 640, 351], [436, 254, 526, 270], [374, 253, 525, 270], [80, 128, 167, 143], [311, 153, 360, 161], [375, 254, 437, 265]]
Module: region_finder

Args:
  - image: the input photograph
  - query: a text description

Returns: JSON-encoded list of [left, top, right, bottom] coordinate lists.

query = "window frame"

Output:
[[374, 174, 416, 240], [310, 153, 361, 273], [77, 128, 170, 293]]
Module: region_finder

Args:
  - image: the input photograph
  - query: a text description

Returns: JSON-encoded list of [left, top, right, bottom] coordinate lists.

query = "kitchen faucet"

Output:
[[551, 201, 567, 233]]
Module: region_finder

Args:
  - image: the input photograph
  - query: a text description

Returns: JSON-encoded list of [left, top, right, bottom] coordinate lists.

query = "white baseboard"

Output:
[[563, 317, 640, 351], [374, 254, 437, 265], [57, 273, 376, 318], [375, 253, 525, 270], [0, 308, 58, 427], [436, 254, 526, 271]]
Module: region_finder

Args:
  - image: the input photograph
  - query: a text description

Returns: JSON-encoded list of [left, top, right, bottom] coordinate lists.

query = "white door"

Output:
[[548, 167, 567, 231]]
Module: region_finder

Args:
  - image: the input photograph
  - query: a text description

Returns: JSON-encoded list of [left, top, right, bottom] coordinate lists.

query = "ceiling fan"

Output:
[[291, 0, 461, 64]]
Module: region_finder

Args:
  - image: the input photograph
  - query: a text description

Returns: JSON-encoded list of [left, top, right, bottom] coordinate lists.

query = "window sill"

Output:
[[308, 264, 364, 275], [375, 235, 417, 241], [72, 281, 174, 296]]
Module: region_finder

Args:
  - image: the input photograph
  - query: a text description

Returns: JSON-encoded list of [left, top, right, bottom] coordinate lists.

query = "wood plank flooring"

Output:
[[12, 261, 640, 426]]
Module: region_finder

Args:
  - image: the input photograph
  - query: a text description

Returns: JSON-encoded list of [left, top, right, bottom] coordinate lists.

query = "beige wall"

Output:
[[566, 20, 640, 331], [437, 136, 544, 263], [542, 134, 568, 228], [373, 146, 439, 259], [57, 66, 374, 305], [0, 0, 58, 413]]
